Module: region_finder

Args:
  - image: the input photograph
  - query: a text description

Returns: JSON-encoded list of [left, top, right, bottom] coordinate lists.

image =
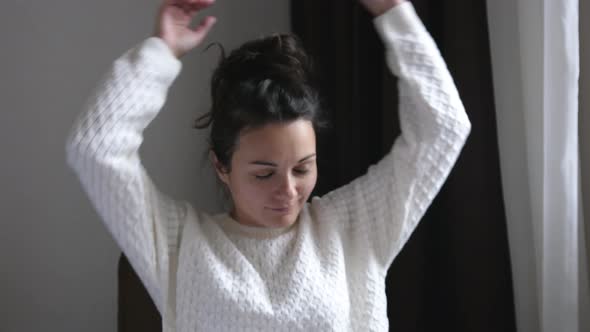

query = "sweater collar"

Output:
[[216, 213, 297, 239]]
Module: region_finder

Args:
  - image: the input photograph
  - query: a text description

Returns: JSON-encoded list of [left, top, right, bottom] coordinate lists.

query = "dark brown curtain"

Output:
[[118, 254, 161, 331], [291, 0, 516, 331]]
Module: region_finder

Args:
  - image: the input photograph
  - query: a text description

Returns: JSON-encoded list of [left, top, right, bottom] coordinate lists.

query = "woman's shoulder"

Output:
[[180, 202, 226, 229], [174, 202, 229, 245], [302, 198, 347, 237]]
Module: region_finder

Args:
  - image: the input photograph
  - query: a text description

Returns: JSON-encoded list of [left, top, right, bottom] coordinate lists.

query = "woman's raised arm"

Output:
[[311, 1, 471, 271], [65, 0, 216, 315]]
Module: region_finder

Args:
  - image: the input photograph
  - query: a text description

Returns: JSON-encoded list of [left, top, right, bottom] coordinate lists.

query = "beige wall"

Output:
[[0, 1, 290, 331]]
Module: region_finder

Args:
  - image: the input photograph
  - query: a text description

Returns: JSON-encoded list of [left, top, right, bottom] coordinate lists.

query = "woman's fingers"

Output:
[[188, 15, 217, 44], [155, 0, 217, 57]]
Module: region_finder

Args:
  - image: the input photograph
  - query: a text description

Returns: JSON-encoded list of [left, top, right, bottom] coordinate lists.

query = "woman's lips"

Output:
[[267, 206, 292, 213]]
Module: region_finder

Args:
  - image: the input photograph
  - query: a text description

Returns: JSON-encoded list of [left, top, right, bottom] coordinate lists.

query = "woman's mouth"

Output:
[[267, 206, 292, 213]]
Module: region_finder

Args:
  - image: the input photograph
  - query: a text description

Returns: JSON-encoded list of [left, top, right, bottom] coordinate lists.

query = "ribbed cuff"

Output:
[[130, 37, 183, 86]]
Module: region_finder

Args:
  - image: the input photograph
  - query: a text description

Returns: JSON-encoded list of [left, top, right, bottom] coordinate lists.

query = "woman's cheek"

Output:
[[233, 177, 259, 202], [299, 174, 317, 201], [307, 171, 318, 191], [248, 179, 274, 201]]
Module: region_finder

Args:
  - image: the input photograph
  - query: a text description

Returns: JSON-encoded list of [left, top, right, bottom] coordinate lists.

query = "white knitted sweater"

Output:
[[66, 3, 471, 331]]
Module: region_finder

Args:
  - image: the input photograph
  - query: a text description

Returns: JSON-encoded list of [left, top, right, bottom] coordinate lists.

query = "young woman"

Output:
[[66, 0, 471, 330]]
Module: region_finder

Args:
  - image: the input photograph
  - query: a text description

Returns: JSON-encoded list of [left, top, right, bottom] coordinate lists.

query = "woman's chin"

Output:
[[264, 207, 299, 227]]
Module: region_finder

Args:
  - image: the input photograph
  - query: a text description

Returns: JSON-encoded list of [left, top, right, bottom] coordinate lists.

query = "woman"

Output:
[[66, 0, 471, 330]]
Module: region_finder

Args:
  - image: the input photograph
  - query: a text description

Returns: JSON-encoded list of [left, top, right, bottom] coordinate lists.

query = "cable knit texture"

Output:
[[65, 3, 471, 331]]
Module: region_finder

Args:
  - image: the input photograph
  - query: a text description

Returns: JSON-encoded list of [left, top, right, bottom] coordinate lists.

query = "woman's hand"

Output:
[[358, 0, 406, 17], [154, 0, 217, 58]]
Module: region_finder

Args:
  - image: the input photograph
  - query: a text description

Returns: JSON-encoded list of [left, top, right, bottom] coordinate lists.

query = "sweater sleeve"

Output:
[[310, 3, 471, 270], [65, 37, 187, 314]]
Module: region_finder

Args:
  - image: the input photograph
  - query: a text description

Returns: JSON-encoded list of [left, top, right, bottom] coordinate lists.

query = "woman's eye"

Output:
[[294, 169, 309, 175], [254, 172, 274, 180]]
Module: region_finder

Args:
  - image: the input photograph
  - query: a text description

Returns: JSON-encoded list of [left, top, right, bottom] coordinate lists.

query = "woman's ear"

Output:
[[210, 151, 230, 185]]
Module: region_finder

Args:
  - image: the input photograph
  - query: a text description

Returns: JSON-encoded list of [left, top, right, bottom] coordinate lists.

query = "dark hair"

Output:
[[194, 33, 326, 171]]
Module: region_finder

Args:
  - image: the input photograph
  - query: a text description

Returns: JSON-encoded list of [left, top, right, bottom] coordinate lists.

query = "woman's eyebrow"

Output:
[[249, 161, 277, 166], [249, 153, 317, 166], [298, 153, 317, 163]]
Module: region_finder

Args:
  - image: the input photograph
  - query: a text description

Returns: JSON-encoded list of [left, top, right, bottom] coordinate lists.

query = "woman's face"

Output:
[[214, 119, 317, 228]]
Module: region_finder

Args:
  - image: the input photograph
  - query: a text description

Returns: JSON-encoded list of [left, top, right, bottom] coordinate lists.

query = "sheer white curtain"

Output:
[[486, 0, 588, 331]]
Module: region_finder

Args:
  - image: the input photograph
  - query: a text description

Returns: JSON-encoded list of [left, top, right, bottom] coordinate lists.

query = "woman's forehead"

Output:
[[234, 120, 316, 162]]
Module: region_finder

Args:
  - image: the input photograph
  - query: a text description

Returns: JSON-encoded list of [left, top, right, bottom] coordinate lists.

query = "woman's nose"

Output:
[[275, 174, 297, 200]]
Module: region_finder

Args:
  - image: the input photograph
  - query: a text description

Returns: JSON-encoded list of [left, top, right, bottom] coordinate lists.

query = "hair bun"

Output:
[[195, 32, 326, 159], [212, 33, 315, 96]]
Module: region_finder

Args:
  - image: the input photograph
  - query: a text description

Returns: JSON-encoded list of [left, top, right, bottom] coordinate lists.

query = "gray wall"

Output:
[[581, 1, 590, 330], [581, 0, 590, 256], [582, 0, 589, 224], [0, 0, 290, 331]]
